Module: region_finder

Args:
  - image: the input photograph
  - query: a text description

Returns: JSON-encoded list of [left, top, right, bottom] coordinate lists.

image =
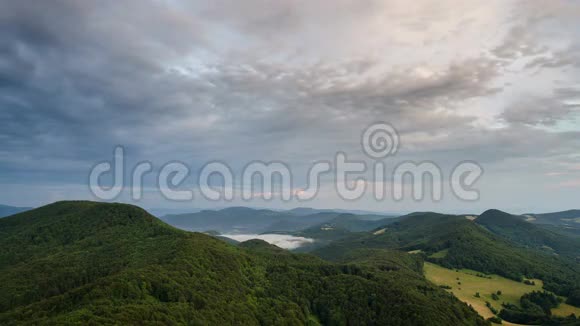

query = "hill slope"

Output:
[[313, 212, 580, 300], [0, 201, 486, 325], [310, 213, 396, 232], [292, 214, 400, 242], [523, 210, 580, 226], [476, 209, 580, 259]]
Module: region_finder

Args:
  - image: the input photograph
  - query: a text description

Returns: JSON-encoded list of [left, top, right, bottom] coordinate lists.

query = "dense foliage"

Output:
[[520, 291, 560, 315], [539, 224, 580, 240], [499, 291, 577, 325], [312, 212, 580, 303], [477, 209, 580, 259], [568, 289, 580, 307], [0, 201, 486, 325]]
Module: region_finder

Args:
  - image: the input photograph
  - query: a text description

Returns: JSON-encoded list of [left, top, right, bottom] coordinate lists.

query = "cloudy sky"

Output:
[[1, 0, 579, 214]]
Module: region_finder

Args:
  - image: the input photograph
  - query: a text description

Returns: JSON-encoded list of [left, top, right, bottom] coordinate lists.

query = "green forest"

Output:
[[314, 212, 580, 300], [0, 201, 486, 325], [2, 201, 580, 325]]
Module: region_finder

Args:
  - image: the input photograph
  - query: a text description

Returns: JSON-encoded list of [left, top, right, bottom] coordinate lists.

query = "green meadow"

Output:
[[424, 262, 580, 322]]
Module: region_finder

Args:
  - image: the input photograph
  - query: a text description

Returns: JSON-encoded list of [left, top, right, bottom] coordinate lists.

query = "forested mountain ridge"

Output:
[[161, 207, 396, 234], [306, 213, 396, 233], [523, 209, 580, 226], [0, 201, 486, 325], [476, 209, 580, 259], [313, 212, 580, 301], [161, 207, 341, 233]]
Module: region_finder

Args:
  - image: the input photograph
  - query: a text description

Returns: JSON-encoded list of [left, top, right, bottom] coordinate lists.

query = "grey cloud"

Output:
[[0, 0, 566, 163], [493, 1, 580, 68], [492, 25, 548, 61], [1, 0, 580, 210], [500, 96, 580, 126]]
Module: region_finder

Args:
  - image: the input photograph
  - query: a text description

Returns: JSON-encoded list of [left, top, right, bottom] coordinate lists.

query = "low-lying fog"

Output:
[[222, 234, 315, 250]]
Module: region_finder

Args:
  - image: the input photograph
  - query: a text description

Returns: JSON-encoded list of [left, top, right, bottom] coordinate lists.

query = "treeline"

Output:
[[499, 291, 578, 325]]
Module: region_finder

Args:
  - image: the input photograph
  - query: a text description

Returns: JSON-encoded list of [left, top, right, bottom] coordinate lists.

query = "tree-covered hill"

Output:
[[476, 209, 580, 259], [306, 214, 396, 233], [523, 210, 580, 226], [538, 224, 580, 239], [312, 212, 580, 303], [0, 201, 486, 325]]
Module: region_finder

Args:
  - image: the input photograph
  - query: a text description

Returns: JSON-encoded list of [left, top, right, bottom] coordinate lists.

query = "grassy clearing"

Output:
[[424, 262, 580, 322], [552, 303, 580, 317], [428, 248, 448, 258], [424, 262, 542, 319]]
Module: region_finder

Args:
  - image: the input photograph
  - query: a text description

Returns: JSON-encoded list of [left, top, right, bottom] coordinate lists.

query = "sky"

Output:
[[1, 0, 580, 214]]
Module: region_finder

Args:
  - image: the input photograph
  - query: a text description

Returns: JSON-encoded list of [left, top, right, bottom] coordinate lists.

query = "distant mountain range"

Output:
[[0, 205, 31, 218], [145, 207, 202, 218], [286, 207, 398, 216], [160, 207, 396, 234], [521, 209, 580, 226]]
